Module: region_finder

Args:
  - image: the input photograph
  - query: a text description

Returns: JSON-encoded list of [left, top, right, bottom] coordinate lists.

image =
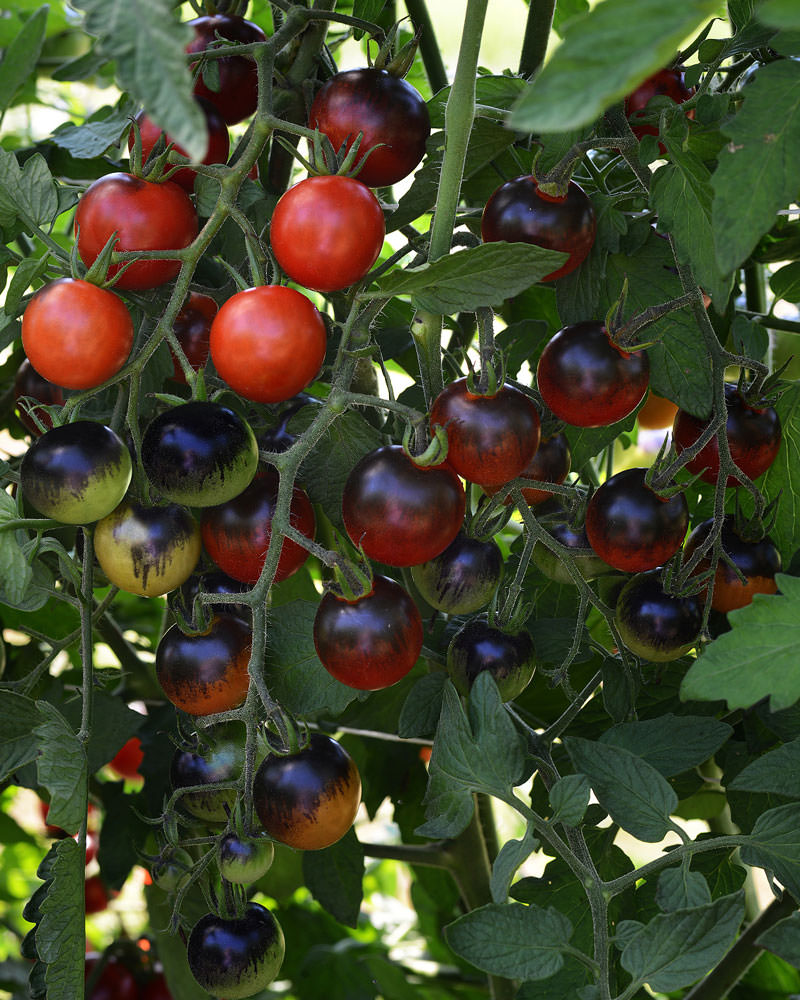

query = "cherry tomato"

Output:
[[684, 516, 782, 613], [253, 733, 361, 850], [308, 67, 431, 187], [187, 902, 285, 999], [39, 799, 99, 839], [270, 175, 385, 292], [411, 532, 503, 614], [201, 466, 315, 585], [13, 358, 65, 435], [170, 727, 244, 823], [186, 15, 266, 125], [141, 974, 173, 1000], [625, 67, 695, 142], [429, 377, 541, 487], [673, 384, 781, 486], [446, 619, 536, 702], [94, 501, 202, 597], [585, 467, 689, 573], [156, 615, 251, 716], [638, 390, 679, 430], [75, 173, 198, 290], [484, 432, 571, 506], [170, 292, 218, 382], [85, 955, 139, 1000], [108, 737, 144, 781], [342, 445, 466, 567], [85, 874, 111, 915], [481, 175, 596, 281], [151, 847, 194, 892], [216, 832, 274, 884], [615, 570, 702, 662], [129, 97, 230, 192], [313, 575, 423, 690], [21, 421, 132, 524], [209, 285, 327, 403], [532, 521, 612, 584], [536, 321, 649, 427], [179, 570, 252, 623], [142, 401, 259, 507]]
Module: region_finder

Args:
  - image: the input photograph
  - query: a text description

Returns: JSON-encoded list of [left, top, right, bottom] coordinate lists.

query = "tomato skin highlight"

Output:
[[209, 285, 327, 403], [270, 175, 385, 292], [585, 467, 689, 573], [447, 619, 536, 702], [536, 321, 649, 428], [411, 532, 503, 614], [22, 278, 134, 390], [13, 358, 65, 435], [253, 733, 361, 851], [615, 571, 702, 662], [313, 575, 423, 690], [186, 15, 266, 125], [481, 175, 596, 281], [342, 445, 466, 567]]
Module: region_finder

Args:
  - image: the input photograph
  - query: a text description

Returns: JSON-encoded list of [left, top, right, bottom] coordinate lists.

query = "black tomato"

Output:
[[481, 175, 596, 282], [615, 571, 702, 662], [170, 725, 244, 823], [186, 15, 266, 125], [672, 384, 781, 486], [532, 521, 612, 584], [13, 358, 65, 435], [308, 67, 431, 187], [485, 432, 572, 507], [179, 570, 252, 622], [447, 619, 536, 702], [411, 532, 503, 614], [252, 733, 361, 851], [342, 445, 466, 567], [429, 377, 541, 487], [536, 321, 649, 427], [217, 832, 275, 885], [142, 401, 259, 507], [313, 575, 423, 690], [584, 467, 689, 573], [187, 902, 285, 999]]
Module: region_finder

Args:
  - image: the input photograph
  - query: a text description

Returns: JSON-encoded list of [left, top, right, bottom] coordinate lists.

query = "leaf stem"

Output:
[[518, 0, 556, 78]]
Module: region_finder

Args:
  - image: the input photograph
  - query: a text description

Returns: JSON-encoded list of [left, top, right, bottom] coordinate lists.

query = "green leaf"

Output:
[[96, 782, 149, 891], [729, 736, 800, 798], [600, 714, 733, 777], [302, 828, 364, 927], [50, 104, 134, 159], [620, 892, 745, 992], [34, 702, 88, 836], [352, 0, 386, 37], [373, 242, 567, 315], [508, 0, 719, 133], [490, 827, 540, 903], [740, 802, 800, 898], [730, 313, 769, 361], [0, 149, 58, 230], [656, 866, 712, 911], [712, 60, 800, 274], [769, 261, 800, 303], [549, 774, 590, 827], [757, 911, 800, 965], [760, 384, 800, 564], [398, 672, 448, 739], [445, 902, 574, 980], [0, 691, 43, 782], [36, 839, 85, 1000], [553, 0, 591, 36], [680, 575, 800, 713], [565, 737, 678, 842], [71, 0, 206, 160], [0, 5, 48, 114], [760, 0, 800, 28]]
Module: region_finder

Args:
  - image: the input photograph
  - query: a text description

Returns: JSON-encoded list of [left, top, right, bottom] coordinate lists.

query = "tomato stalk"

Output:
[[518, 0, 556, 79], [404, 0, 448, 93]]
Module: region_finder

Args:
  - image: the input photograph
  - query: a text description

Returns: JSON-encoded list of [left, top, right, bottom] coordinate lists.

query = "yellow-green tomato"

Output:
[[94, 500, 201, 597], [217, 832, 274, 885]]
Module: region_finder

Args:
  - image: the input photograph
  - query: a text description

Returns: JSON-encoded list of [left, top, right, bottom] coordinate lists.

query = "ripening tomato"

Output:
[[108, 737, 144, 781], [484, 432, 572, 507], [85, 875, 112, 915], [85, 955, 139, 1000], [625, 67, 695, 142], [532, 521, 612, 584], [13, 359, 65, 435], [615, 571, 702, 662], [170, 726, 244, 823], [411, 532, 503, 614], [446, 619, 536, 702], [186, 15, 266, 125], [638, 390, 679, 430], [216, 833, 274, 885], [170, 292, 218, 382]]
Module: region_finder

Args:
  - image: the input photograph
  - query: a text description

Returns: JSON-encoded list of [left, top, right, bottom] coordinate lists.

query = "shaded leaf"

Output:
[[600, 714, 733, 777], [0, 5, 48, 114], [490, 827, 540, 903], [0, 149, 58, 229], [549, 774, 590, 827], [757, 911, 800, 965], [0, 691, 43, 782], [303, 828, 364, 927], [34, 702, 87, 837], [656, 866, 712, 912], [760, 385, 800, 564], [740, 803, 800, 898], [729, 736, 800, 799]]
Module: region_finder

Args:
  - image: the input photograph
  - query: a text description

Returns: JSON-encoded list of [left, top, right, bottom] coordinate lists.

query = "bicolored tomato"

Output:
[[485, 432, 572, 507], [216, 832, 274, 884], [615, 570, 702, 662], [170, 727, 244, 823], [532, 521, 612, 584], [186, 15, 266, 125], [411, 532, 503, 614], [446, 619, 536, 702]]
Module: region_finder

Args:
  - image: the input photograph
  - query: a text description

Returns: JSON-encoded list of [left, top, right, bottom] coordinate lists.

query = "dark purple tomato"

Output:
[[536, 321, 649, 427], [615, 570, 702, 662], [484, 432, 571, 507], [481, 175, 596, 282], [170, 292, 218, 382], [85, 956, 139, 1000], [179, 570, 251, 621], [308, 67, 431, 187], [585, 467, 689, 573], [429, 377, 541, 487], [447, 619, 536, 702], [342, 445, 466, 567], [217, 832, 274, 884], [410, 532, 503, 614], [532, 521, 612, 584], [625, 67, 695, 141], [170, 725, 244, 823], [14, 358, 65, 435], [313, 575, 423, 690], [672, 384, 781, 486], [253, 733, 361, 851], [186, 15, 267, 125], [187, 902, 285, 999]]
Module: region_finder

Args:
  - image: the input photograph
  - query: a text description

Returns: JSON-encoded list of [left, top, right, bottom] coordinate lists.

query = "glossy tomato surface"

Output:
[[536, 321, 649, 427], [108, 736, 144, 780], [673, 384, 781, 486], [313, 575, 423, 690], [485, 432, 572, 506], [216, 832, 274, 884], [411, 532, 503, 614], [85, 955, 139, 1000], [22, 278, 133, 390], [170, 291, 218, 382], [429, 378, 541, 487], [170, 727, 244, 822], [446, 619, 536, 702], [253, 733, 361, 850], [209, 285, 327, 403], [625, 67, 695, 141], [21, 421, 132, 524], [142, 401, 259, 507], [585, 467, 689, 573], [308, 67, 431, 187], [13, 358, 64, 435], [481, 176, 596, 281], [342, 445, 466, 567], [156, 615, 251, 716], [532, 521, 612, 584], [615, 571, 702, 662], [75, 173, 198, 290], [186, 15, 266, 124], [270, 175, 385, 292]]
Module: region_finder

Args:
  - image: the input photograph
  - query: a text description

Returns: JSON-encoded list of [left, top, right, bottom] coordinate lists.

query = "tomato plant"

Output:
[[615, 571, 702, 662], [625, 66, 695, 141], [484, 431, 572, 506], [446, 619, 536, 702], [532, 520, 612, 584], [186, 14, 266, 125]]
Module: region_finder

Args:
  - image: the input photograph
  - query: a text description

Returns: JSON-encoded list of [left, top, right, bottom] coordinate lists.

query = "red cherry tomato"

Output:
[[75, 172, 198, 290], [108, 737, 144, 781], [85, 955, 139, 1000], [170, 292, 218, 382], [85, 875, 111, 915], [141, 974, 173, 1000], [481, 176, 596, 282], [209, 285, 327, 403], [270, 175, 385, 292], [484, 432, 571, 507], [186, 14, 266, 125], [625, 67, 695, 142], [22, 278, 133, 390], [429, 378, 541, 487], [308, 67, 431, 187], [13, 358, 65, 434]]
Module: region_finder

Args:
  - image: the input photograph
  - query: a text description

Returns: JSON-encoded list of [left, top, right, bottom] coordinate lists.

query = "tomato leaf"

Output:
[[34, 702, 88, 836], [0, 5, 47, 114], [759, 384, 800, 564], [655, 867, 712, 912], [756, 912, 800, 966], [50, 102, 136, 159], [680, 574, 800, 712], [0, 692, 43, 782], [729, 736, 800, 798], [30, 840, 85, 1000], [302, 828, 364, 928], [599, 714, 733, 777], [508, 0, 719, 133], [0, 149, 58, 232], [398, 672, 448, 739], [549, 774, 591, 828], [759, 0, 800, 28], [740, 803, 800, 898], [490, 827, 540, 904]]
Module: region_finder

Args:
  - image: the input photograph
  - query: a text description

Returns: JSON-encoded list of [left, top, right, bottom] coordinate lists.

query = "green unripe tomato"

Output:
[[411, 531, 503, 614], [151, 847, 194, 892], [217, 832, 274, 884]]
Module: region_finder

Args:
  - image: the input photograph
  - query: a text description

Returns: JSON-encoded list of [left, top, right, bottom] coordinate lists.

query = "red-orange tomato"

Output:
[[22, 279, 133, 390], [170, 292, 218, 382], [485, 432, 571, 506], [108, 737, 144, 780], [85, 875, 112, 915], [638, 390, 679, 430]]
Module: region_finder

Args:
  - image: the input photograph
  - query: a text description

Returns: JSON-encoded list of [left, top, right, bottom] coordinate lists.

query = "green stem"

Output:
[[404, 0, 448, 93], [603, 835, 747, 896], [740, 310, 800, 335], [518, 0, 557, 78], [361, 841, 452, 867]]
